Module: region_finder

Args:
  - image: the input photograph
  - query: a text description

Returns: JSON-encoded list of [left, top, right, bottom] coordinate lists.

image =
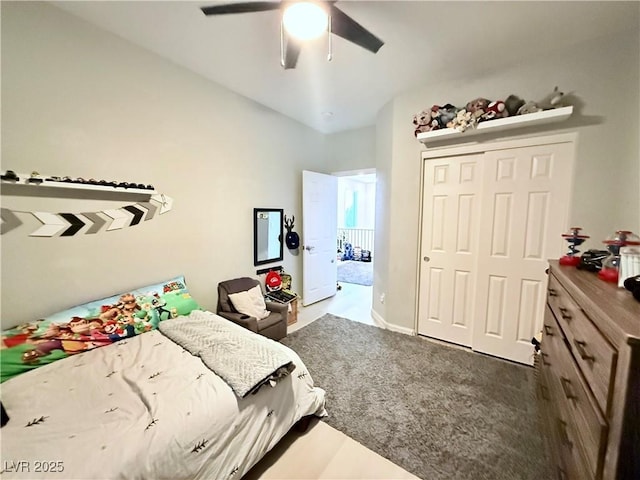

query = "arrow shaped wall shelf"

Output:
[[31, 212, 68, 237], [20, 196, 172, 237], [0, 172, 172, 237]]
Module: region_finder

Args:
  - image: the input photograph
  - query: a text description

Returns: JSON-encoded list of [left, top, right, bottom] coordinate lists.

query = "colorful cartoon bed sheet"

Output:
[[0, 326, 327, 479], [0, 276, 202, 382]]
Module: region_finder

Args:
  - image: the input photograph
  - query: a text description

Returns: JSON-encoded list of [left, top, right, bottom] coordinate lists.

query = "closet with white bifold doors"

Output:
[[417, 133, 576, 365]]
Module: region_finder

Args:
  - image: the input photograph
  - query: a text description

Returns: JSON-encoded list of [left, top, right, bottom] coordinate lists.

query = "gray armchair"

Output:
[[216, 277, 288, 341]]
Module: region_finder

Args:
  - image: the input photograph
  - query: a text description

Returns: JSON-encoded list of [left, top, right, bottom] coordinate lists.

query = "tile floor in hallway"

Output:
[[245, 281, 419, 480], [289, 281, 375, 334]]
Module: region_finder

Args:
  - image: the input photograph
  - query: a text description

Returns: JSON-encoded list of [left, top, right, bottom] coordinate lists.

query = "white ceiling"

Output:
[[51, 1, 639, 134]]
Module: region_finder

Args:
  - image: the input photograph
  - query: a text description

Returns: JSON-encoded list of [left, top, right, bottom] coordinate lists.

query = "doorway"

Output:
[[335, 170, 376, 288], [299, 169, 376, 326]]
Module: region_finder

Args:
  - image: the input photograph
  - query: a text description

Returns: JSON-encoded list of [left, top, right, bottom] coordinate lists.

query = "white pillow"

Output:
[[228, 285, 270, 320]]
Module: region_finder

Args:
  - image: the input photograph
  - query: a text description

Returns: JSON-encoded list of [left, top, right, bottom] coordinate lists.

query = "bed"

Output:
[[0, 277, 326, 479]]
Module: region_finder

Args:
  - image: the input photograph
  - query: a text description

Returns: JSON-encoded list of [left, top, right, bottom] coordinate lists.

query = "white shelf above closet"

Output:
[[417, 106, 573, 146]]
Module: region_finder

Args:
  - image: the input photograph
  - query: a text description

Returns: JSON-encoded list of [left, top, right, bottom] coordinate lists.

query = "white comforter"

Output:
[[0, 323, 326, 479]]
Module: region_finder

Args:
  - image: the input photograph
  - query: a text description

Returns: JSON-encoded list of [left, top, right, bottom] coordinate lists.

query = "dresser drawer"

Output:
[[545, 368, 594, 480], [542, 311, 607, 479], [547, 387, 594, 480], [537, 365, 566, 478], [560, 425, 595, 480], [547, 274, 617, 413]]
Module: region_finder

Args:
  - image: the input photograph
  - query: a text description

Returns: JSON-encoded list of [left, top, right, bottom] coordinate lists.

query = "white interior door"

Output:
[[472, 143, 573, 365], [418, 154, 483, 347], [302, 171, 338, 306]]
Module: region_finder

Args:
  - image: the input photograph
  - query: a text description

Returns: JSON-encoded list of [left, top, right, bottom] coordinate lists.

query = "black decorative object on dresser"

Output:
[[537, 261, 640, 479]]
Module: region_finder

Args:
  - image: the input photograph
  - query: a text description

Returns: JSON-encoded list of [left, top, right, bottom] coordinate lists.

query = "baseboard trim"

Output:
[[371, 309, 415, 336]]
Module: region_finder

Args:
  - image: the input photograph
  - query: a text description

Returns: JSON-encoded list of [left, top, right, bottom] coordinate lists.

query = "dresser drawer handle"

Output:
[[541, 352, 551, 366], [540, 384, 550, 401], [548, 288, 558, 297], [560, 377, 576, 400], [558, 307, 572, 320], [557, 420, 573, 448], [543, 324, 554, 336], [557, 466, 568, 480], [574, 340, 595, 361]]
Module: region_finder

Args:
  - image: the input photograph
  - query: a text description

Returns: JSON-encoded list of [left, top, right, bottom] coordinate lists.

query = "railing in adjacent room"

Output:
[[337, 228, 374, 256]]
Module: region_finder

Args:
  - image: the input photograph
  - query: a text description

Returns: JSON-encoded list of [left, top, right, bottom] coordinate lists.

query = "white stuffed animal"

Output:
[[412, 109, 434, 136], [537, 86, 566, 110]]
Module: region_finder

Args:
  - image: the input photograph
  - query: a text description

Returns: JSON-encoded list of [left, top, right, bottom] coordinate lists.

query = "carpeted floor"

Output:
[[282, 314, 551, 480], [337, 260, 373, 286]]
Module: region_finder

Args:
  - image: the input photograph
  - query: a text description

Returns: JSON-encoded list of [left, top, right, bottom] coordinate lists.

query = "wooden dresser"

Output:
[[537, 261, 640, 479]]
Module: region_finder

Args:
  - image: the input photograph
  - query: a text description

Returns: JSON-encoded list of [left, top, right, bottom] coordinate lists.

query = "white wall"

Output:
[[325, 126, 376, 173], [372, 100, 394, 323], [374, 26, 640, 331], [0, 2, 326, 328]]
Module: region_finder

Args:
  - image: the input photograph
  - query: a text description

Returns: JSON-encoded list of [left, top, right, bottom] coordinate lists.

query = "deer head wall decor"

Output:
[[284, 214, 300, 250]]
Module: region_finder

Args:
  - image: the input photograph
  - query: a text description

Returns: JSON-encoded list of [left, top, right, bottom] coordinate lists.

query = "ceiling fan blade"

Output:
[[201, 2, 281, 16], [283, 38, 301, 69], [329, 5, 384, 54]]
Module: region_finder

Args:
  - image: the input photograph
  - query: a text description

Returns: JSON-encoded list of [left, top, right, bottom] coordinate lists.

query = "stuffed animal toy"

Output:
[[504, 94, 525, 116], [431, 104, 458, 130], [447, 108, 475, 132], [537, 86, 566, 110], [412, 109, 434, 136], [465, 97, 490, 122], [480, 100, 509, 122], [515, 87, 568, 116], [516, 100, 542, 116]]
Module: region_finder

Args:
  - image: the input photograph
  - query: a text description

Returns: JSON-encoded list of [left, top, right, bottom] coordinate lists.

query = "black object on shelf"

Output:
[[266, 290, 297, 304], [256, 266, 283, 276], [1, 170, 20, 182], [623, 274, 640, 302], [576, 249, 609, 272]]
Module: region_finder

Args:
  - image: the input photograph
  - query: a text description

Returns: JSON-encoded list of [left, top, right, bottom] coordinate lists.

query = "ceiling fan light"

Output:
[[282, 2, 328, 41]]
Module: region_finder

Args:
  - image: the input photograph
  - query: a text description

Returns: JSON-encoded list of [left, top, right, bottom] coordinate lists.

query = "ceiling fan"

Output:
[[200, 1, 384, 69]]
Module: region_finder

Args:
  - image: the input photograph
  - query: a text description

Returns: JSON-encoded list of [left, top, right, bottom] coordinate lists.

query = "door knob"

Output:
[[423, 256, 430, 262], [304, 245, 315, 251]]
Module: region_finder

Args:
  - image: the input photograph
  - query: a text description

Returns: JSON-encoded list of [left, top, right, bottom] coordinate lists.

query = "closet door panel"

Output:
[[472, 143, 573, 365], [418, 155, 483, 347]]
